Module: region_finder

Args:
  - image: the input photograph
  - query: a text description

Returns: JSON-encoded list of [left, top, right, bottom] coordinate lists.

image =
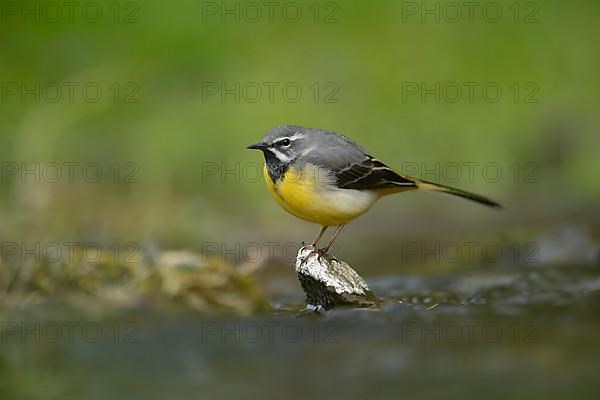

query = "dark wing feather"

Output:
[[336, 157, 417, 190]]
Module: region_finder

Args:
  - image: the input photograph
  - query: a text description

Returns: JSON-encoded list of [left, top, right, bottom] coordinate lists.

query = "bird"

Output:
[[247, 125, 500, 253]]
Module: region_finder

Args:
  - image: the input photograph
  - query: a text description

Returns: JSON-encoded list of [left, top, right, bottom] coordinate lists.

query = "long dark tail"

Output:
[[416, 179, 501, 208]]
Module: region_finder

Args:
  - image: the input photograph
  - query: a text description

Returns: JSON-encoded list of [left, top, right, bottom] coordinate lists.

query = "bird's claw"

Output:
[[299, 244, 336, 266]]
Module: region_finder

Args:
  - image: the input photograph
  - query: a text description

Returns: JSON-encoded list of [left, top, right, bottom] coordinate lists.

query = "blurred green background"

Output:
[[1, 0, 598, 263], [1, 0, 600, 399]]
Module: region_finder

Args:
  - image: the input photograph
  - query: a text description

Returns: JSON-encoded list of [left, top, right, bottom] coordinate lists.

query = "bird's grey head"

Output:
[[247, 125, 310, 166]]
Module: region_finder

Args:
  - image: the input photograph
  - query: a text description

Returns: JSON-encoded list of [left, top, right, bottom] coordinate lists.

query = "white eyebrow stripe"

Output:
[[270, 148, 291, 162], [283, 132, 304, 142]]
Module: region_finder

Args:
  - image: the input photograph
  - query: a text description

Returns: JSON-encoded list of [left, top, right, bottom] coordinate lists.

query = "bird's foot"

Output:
[[303, 245, 336, 264], [316, 247, 337, 264], [298, 244, 314, 267]]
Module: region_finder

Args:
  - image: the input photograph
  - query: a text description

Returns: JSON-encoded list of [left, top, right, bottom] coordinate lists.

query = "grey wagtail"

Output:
[[247, 125, 500, 252]]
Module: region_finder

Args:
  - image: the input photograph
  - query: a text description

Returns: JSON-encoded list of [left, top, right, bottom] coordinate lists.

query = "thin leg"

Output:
[[311, 226, 328, 246], [322, 224, 345, 253]]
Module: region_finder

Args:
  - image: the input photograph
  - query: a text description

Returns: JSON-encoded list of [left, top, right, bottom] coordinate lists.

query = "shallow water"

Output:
[[1, 264, 599, 399]]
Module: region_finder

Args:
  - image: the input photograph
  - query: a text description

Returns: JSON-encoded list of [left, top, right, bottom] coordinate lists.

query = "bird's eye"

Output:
[[280, 138, 291, 147]]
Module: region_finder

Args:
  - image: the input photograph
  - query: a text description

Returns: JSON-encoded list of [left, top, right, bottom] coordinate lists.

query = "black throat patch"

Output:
[[264, 151, 289, 182]]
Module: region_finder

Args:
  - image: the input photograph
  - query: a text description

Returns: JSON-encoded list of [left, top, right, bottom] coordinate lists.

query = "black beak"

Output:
[[247, 142, 266, 150]]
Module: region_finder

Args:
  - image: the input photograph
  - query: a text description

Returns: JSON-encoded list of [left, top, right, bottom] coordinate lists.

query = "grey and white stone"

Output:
[[295, 246, 378, 310]]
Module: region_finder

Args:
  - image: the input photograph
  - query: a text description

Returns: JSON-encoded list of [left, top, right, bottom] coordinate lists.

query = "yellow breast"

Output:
[[263, 164, 379, 226]]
